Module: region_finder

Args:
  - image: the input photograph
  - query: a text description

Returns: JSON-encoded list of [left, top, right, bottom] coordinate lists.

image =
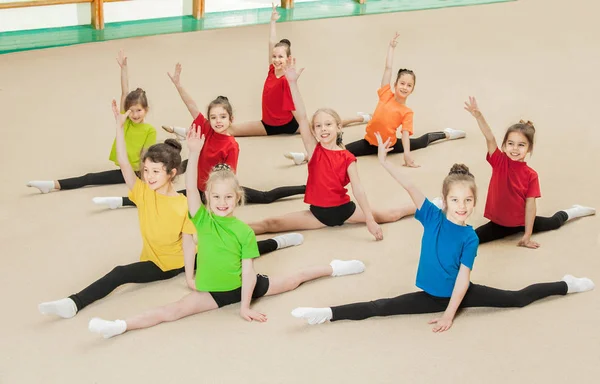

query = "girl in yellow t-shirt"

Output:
[[26, 49, 156, 194], [283, 33, 466, 167], [38, 101, 304, 320], [85, 129, 366, 339]]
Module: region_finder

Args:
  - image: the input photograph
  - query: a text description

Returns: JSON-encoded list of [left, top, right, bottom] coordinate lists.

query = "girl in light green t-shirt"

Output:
[[88, 128, 367, 339], [26, 49, 156, 194]]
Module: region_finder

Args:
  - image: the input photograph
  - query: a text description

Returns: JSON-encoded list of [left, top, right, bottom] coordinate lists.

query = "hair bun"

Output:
[[279, 38, 291, 47], [449, 163, 471, 176], [216, 95, 229, 102], [164, 138, 182, 152], [519, 119, 535, 131], [212, 163, 232, 172]]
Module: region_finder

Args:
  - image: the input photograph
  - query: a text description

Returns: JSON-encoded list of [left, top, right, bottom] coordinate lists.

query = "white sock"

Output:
[[562, 275, 595, 294], [273, 233, 304, 249], [92, 197, 124, 210], [431, 196, 444, 209], [291, 307, 333, 325], [357, 112, 372, 123], [563, 205, 595, 221], [330, 260, 365, 277], [284, 152, 306, 165], [88, 318, 127, 339], [38, 298, 77, 319], [443, 127, 467, 140], [27, 180, 54, 194]]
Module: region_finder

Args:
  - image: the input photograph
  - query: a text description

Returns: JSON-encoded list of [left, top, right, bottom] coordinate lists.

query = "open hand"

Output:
[[186, 124, 205, 153], [111, 99, 130, 127], [428, 316, 453, 333], [464, 96, 482, 118], [375, 132, 393, 164], [367, 219, 383, 241], [240, 308, 267, 322], [284, 57, 304, 82], [116, 49, 128, 67], [271, 3, 280, 21], [390, 32, 400, 48], [403, 153, 420, 168], [518, 236, 540, 249], [167, 63, 182, 86]]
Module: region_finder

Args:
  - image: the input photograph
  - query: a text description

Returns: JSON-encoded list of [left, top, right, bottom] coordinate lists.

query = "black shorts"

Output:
[[262, 117, 299, 135], [310, 201, 357, 227], [209, 274, 270, 308]]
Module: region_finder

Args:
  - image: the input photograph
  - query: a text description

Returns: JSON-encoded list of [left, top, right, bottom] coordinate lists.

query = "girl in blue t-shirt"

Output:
[[86, 128, 366, 339], [292, 132, 595, 333]]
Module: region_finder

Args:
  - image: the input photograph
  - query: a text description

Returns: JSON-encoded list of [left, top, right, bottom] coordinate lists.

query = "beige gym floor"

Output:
[[1, 0, 599, 382]]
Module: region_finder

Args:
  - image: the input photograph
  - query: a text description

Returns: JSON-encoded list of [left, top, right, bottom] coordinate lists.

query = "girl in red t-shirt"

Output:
[[283, 33, 467, 166], [465, 97, 595, 248], [93, 63, 306, 209], [249, 61, 416, 241]]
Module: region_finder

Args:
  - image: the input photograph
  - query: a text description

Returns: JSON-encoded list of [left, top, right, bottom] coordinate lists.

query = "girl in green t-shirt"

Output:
[[26, 49, 157, 194], [87, 128, 367, 339]]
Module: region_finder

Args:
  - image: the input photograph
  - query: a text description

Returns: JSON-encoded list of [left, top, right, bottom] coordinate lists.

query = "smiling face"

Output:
[[142, 159, 174, 191], [502, 131, 530, 162], [394, 73, 415, 101], [444, 182, 476, 225], [128, 103, 148, 124], [312, 110, 342, 147], [207, 179, 239, 217], [271, 46, 289, 71], [208, 105, 232, 135]]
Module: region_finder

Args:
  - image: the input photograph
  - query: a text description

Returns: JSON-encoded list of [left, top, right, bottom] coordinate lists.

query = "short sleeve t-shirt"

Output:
[[304, 143, 357, 207], [193, 113, 240, 191], [109, 118, 157, 171], [191, 205, 260, 292], [364, 84, 414, 146], [128, 179, 196, 271], [261, 64, 295, 126], [414, 199, 479, 298], [484, 148, 541, 227]]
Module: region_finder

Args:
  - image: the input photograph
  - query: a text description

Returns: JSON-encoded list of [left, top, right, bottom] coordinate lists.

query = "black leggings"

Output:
[[122, 185, 306, 206], [58, 169, 125, 190], [331, 282, 568, 321], [345, 132, 447, 157], [476, 211, 568, 244], [68, 239, 279, 311]]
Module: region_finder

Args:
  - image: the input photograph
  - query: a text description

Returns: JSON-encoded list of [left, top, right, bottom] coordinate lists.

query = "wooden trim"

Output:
[[91, 0, 104, 30], [281, 0, 294, 9], [0, 0, 124, 10], [192, 0, 205, 19]]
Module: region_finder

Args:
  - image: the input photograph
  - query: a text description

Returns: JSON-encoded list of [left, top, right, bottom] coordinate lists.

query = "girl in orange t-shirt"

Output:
[[284, 33, 467, 167]]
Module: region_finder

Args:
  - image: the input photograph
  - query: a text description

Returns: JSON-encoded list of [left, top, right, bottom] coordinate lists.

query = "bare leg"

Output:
[[346, 203, 416, 225], [265, 265, 334, 296], [249, 210, 326, 235], [341, 116, 365, 127], [125, 291, 218, 331], [54, 181, 61, 190], [229, 121, 267, 137]]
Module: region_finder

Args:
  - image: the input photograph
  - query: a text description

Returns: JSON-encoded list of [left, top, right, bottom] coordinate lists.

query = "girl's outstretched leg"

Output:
[[346, 203, 416, 225], [229, 121, 267, 137], [266, 259, 366, 296], [88, 291, 218, 338], [249, 210, 325, 235]]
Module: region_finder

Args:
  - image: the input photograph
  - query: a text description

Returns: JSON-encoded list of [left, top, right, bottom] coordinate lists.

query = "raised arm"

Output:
[[347, 163, 383, 241], [464, 97, 497, 156], [168, 63, 200, 119], [268, 3, 280, 64], [375, 132, 426, 209], [240, 259, 267, 322], [185, 126, 205, 217], [381, 32, 400, 88], [117, 49, 129, 112], [285, 60, 318, 158], [112, 99, 137, 190]]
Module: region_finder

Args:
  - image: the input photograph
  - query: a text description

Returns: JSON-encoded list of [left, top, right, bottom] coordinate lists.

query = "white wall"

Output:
[[0, 0, 319, 33]]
